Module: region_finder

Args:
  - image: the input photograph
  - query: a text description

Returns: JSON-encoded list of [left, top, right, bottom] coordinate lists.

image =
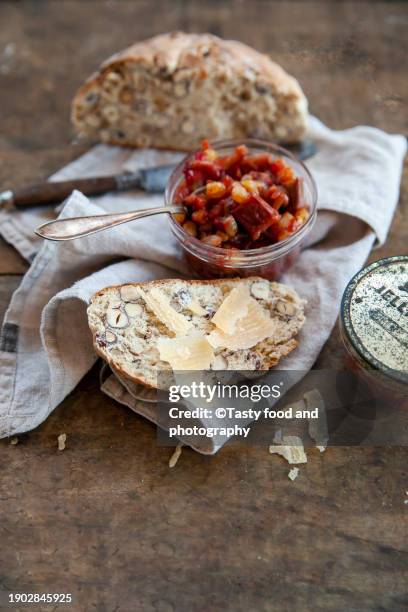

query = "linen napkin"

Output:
[[0, 117, 405, 454]]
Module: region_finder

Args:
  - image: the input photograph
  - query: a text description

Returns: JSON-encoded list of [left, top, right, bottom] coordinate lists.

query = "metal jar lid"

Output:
[[341, 255, 408, 385]]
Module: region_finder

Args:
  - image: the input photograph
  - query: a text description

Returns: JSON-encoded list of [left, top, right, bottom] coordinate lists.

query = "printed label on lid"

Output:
[[348, 258, 408, 374]]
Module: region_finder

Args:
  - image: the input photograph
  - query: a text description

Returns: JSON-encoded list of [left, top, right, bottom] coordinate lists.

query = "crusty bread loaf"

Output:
[[87, 277, 305, 389], [72, 32, 308, 149]]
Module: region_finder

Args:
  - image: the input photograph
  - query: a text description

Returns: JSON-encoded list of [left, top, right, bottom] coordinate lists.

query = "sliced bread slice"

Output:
[[87, 277, 306, 389]]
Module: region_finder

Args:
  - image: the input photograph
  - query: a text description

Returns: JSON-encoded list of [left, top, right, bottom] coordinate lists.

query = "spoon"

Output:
[[35, 205, 185, 241]]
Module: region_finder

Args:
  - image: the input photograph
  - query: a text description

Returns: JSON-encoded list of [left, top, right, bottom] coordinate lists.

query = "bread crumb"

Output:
[[58, 433, 67, 451], [10, 437, 18, 445], [169, 443, 183, 468], [288, 467, 299, 481]]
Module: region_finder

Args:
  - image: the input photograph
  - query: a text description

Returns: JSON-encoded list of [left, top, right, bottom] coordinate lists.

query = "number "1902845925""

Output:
[[9, 593, 72, 604]]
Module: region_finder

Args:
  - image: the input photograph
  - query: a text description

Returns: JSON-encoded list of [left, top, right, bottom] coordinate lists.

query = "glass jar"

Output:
[[339, 255, 408, 406], [165, 138, 318, 280]]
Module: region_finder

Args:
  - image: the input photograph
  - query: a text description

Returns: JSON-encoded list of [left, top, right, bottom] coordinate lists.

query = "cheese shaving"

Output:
[[305, 389, 328, 451], [269, 435, 307, 464], [211, 285, 251, 334], [157, 334, 215, 370], [208, 299, 276, 350], [288, 467, 299, 481], [139, 287, 192, 336], [169, 443, 183, 468], [58, 433, 67, 451]]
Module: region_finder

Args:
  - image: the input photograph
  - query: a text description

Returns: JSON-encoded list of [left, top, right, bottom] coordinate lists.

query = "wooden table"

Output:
[[1, 2, 407, 610]]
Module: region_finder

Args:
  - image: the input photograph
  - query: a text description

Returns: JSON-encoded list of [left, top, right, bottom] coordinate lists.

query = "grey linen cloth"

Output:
[[0, 117, 406, 454]]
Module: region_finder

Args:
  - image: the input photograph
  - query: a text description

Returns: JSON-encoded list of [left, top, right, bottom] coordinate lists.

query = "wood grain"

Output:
[[0, 1, 407, 610]]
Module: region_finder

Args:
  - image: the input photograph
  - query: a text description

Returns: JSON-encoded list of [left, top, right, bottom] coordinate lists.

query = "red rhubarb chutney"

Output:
[[166, 139, 317, 280], [173, 140, 310, 250]]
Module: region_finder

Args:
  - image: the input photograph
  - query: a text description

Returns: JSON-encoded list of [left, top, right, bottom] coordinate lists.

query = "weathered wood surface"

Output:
[[0, 2, 407, 610]]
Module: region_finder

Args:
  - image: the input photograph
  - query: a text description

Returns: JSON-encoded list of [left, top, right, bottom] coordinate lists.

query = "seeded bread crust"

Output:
[[72, 32, 308, 149], [87, 277, 306, 390]]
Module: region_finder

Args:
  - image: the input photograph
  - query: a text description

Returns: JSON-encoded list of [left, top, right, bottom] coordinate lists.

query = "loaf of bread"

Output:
[[87, 277, 305, 389], [72, 32, 308, 150]]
